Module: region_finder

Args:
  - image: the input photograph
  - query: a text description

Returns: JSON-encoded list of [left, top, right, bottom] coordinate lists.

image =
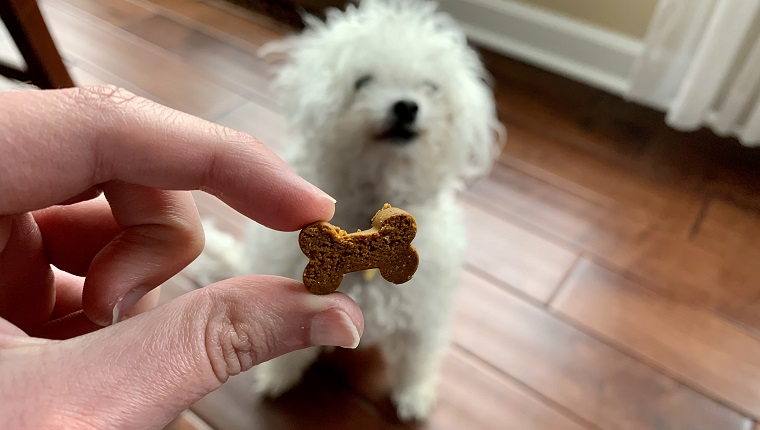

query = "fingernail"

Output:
[[112, 289, 148, 325], [310, 310, 361, 349], [325, 194, 337, 204], [313, 184, 336, 204], [301, 178, 336, 204]]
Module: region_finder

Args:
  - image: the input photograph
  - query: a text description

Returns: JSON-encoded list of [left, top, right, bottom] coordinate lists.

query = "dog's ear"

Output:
[[257, 5, 335, 67], [257, 39, 293, 67], [449, 57, 506, 183]]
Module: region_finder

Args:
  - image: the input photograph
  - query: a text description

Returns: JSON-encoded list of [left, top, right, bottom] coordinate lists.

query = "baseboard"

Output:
[[437, 0, 643, 96]]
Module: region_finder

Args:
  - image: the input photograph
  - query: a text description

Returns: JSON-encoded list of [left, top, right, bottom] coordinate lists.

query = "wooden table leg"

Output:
[[0, 0, 74, 89]]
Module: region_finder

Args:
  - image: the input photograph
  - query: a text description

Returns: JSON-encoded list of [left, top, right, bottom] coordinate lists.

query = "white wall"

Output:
[[437, 0, 660, 95], [514, 0, 659, 38]]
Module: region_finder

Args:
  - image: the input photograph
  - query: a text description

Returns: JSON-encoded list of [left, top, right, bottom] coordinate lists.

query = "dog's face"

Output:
[[263, 0, 503, 192], [349, 71, 439, 145], [332, 46, 456, 152]]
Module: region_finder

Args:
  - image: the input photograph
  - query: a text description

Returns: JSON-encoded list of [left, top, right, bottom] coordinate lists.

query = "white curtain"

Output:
[[627, 0, 760, 146]]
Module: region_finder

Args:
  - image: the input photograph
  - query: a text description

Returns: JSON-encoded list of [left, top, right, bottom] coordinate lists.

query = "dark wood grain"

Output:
[[692, 198, 760, 261], [191, 363, 396, 430], [122, 13, 275, 103], [40, 0, 247, 119], [144, 0, 286, 50], [454, 270, 750, 430], [59, 0, 152, 27], [463, 201, 577, 302], [311, 345, 590, 429], [635, 125, 760, 206], [212, 101, 286, 152], [466, 160, 760, 335], [430, 350, 588, 430], [499, 124, 703, 236], [552, 258, 760, 418], [68, 63, 156, 100], [482, 49, 658, 162]]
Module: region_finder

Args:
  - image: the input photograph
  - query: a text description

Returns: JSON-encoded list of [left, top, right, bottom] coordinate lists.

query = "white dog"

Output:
[[191, 0, 502, 421]]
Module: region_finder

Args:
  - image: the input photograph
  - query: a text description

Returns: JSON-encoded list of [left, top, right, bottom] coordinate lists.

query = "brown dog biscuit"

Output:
[[299, 203, 419, 295]]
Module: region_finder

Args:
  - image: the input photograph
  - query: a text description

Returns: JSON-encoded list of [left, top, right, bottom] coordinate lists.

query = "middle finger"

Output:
[[82, 182, 203, 326]]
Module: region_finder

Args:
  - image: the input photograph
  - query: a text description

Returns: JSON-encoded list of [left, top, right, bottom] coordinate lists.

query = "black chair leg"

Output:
[[0, 0, 74, 89]]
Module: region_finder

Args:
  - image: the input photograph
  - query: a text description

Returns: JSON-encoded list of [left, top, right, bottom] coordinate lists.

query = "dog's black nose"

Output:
[[392, 100, 418, 124]]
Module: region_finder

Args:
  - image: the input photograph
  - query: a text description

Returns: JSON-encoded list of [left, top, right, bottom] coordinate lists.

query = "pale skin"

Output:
[[0, 86, 364, 430]]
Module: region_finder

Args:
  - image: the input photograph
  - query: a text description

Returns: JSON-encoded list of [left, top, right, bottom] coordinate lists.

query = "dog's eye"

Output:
[[424, 80, 439, 92], [355, 74, 373, 90]]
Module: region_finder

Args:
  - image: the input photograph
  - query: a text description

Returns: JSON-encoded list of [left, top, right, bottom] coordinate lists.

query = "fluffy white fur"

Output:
[[190, 0, 502, 421]]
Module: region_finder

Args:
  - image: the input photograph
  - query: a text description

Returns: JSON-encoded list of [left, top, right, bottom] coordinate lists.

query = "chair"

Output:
[[0, 0, 73, 89]]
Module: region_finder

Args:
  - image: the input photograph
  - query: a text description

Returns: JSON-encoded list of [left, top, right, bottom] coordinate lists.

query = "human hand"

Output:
[[0, 86, 363, 429]]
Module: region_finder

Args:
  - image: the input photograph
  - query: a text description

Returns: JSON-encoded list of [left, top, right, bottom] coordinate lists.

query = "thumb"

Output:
[[41, 276, 363, 429]]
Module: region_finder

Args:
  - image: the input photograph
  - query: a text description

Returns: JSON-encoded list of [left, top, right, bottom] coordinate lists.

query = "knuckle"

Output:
[[70, 85, 142, 109], [130, 220, 204, 264], [67, 85, 158, 131], [164, 209, 205, 259], [200, 126, 261, 190], [199, 286, 280, 384]]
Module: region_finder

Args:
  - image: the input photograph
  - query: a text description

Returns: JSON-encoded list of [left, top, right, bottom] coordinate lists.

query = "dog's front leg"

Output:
[[254, 347, 322, 398], [382, 329, 450, 422]]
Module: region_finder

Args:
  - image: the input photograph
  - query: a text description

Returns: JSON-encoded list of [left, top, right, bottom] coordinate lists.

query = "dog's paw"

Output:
[[254, 366, 304, 398], [391, 381, 438, 422], [254, 353, 316, 399], [254, 348, 320, 398], [183, 220, 245, 286]]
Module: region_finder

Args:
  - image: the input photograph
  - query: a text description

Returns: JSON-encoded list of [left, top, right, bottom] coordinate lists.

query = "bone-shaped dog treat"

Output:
[[299, 204, 419, 295]]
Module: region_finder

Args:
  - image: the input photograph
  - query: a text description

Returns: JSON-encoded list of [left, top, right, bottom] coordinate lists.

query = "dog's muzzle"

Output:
[[377, 100, 419, 143]]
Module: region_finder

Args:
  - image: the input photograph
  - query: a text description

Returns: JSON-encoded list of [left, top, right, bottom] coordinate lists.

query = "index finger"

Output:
[[0, 86, 334, 231]]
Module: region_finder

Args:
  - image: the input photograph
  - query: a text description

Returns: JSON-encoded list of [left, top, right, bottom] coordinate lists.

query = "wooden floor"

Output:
[[4, 0, 760, 429]]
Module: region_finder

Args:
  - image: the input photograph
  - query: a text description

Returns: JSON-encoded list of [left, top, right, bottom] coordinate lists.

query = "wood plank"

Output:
[[692, 198, 760, 261], [143, 0, 286, 50], [635, 125, 760, 207], [68, 63, 156, 100], [213, 101, 286, 154], [552, 258, 760, 418], [431, 350, 587, 430], [465, 162, 760, 335], [499, 124, 703, 236], [481, 51, 663, 162], [121, 13, 274, 103], [189, 357, 400, 430], [58, 0, 153, 28], [465, 162, 639, 248], [295, 343, 588, 429], [463, 201, 578, 303], [40, 0, 246, 119], [69, 61, 218, 125], [454, 270, 750, 430]]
